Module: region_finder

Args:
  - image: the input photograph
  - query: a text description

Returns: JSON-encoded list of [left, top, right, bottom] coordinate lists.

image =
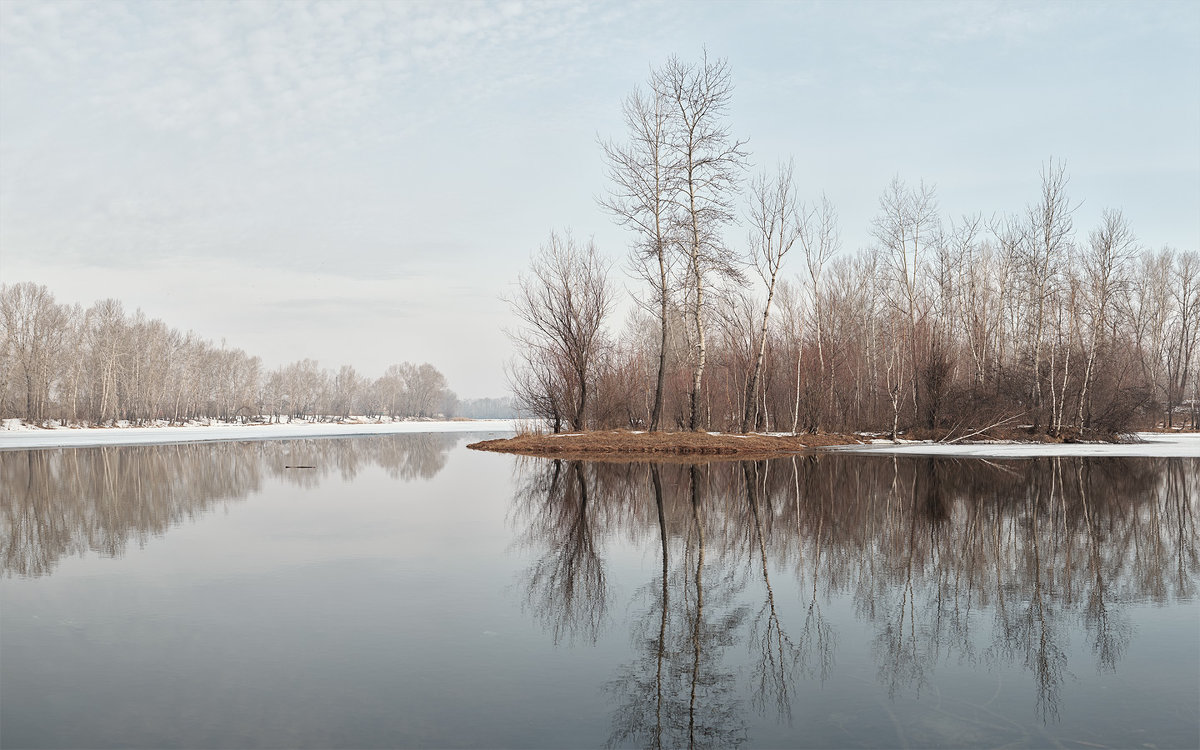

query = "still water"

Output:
[[1, 433, 1197, 749]]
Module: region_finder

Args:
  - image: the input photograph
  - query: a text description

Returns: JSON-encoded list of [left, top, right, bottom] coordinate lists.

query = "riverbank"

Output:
[[0, 418, 517, 450]]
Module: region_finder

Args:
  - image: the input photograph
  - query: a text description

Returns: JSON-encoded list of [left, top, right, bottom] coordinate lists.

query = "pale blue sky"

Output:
[[1, 0, 1197, 396]]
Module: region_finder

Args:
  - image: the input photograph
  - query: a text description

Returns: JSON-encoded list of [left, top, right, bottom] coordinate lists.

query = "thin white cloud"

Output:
[[1, 0, 1196, 395]]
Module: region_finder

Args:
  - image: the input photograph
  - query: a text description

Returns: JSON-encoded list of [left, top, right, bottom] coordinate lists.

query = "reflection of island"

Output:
[[509, 455, 1199, 741], [1, 433, 463, 577]]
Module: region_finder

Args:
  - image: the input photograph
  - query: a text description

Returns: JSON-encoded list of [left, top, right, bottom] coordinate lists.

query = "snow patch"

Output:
[[0, 419, 517, 450], [825, 432, 1200, 458]]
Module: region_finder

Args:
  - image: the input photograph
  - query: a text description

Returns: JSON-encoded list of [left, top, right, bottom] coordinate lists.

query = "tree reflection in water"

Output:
[[513, 458, 612, 645], [508, 454, 1199, 742], [0, 432, 461, 577], [6, 443, 1196, 742]]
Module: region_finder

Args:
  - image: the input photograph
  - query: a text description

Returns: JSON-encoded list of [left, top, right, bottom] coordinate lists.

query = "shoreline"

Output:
[[467, 430, 864, 461], [467, 429, 1200, 460], [0, 418, 518, 450]]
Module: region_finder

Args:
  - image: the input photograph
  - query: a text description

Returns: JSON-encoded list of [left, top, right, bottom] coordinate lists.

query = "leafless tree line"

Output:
[[0, 283, 458, 424], [511, 52, 1195, 437]]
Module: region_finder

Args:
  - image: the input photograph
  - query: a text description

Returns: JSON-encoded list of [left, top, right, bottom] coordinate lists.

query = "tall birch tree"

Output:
[[742, 161, 800, 432], [653, 52, 747, 430], [600, 85, 678, 431]]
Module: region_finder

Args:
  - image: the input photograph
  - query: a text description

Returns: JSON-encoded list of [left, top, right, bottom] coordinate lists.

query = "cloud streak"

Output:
[[2, 0, 1196, 396]]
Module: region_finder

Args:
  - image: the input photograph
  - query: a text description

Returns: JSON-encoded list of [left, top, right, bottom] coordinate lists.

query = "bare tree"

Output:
[[1166, 251, 1200, 428], [653, 52, 748, 430], [950, 217, 998, 391], [0, 283, 71, 422], [1077, 209, 1137, 429], [332, 365, 361, 419], [84, 298, 127, 424], [1022, 159, 1077, 432], [872, 177, 939, 426], [600, 84, 679, 432], [1126, 249, 1174, 422], [507, 231, 614, 431], [405, 362, 451, 418], [797, 194, 840, 432], [741, 162, 800, 432]]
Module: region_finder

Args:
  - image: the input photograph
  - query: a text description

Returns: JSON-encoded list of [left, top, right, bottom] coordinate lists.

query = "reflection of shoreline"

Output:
[[0, 419, 516, 451], [1, 433, 465, 577], [510, 456, 1199, 738]]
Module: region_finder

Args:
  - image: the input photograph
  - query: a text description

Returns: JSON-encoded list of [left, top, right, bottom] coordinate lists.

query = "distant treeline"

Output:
[[0, 283, 479, 425], [457, 396, 519, 419], [507, 53, 1199, 437]]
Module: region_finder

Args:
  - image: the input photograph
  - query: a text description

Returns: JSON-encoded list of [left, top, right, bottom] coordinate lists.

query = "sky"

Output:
[[1, 0, 1197, 398]]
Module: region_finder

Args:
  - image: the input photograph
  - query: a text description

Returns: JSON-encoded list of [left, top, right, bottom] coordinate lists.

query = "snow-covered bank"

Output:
[[0, 419, 517, 450], [825, 432, 1200, 458]]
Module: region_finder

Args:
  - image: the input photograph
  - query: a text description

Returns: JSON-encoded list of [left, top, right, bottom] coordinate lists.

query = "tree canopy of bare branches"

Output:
[[507, 231, 614, 432]]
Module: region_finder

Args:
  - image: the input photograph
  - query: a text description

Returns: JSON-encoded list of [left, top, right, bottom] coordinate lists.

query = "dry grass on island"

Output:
[[466, 429, 864, 461], [466, 423, 1137, 462]]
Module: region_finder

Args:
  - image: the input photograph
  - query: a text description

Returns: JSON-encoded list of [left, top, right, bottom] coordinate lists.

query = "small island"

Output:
[[468, 429, 864, 460], [466, 425, 1131, 461]]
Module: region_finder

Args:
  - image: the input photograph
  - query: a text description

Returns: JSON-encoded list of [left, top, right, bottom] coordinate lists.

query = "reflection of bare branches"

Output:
[[652, 464, 669, 746], [519, 454, 1199, 733], [604, 464, 748, 750], [873, 465, 928, 700], [271, 433, 458, 484], [0, 434, 461, 576], [607, 465, 676, 750], [791, 456, 837, 685], [1163, 460, 1200, 601], [1075, 460, 1132, 673], [681, 465, 749, 750], [1018, 494, 1067, 723], [743, 461, 800, 721], [515, 460, 610, 645]]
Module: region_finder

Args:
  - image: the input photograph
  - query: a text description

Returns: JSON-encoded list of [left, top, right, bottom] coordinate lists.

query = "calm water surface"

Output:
[[2, 433, 1197, 749]]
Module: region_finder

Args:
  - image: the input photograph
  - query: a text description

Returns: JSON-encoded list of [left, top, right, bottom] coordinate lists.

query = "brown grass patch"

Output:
[[466, 429, 863, 462]]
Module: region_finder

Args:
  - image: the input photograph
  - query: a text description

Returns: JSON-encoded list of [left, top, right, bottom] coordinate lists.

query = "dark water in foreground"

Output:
[[1, 434, 1197, 749]]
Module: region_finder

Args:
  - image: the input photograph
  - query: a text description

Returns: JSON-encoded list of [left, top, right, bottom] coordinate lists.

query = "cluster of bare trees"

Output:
[[506, 232, 614, 432], [0, 283, 458, 424], [509, 52, 1197, 437]]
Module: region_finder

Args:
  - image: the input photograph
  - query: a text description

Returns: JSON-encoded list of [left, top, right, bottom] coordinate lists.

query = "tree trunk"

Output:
[[651, 250, 668, 432], [742, 280, 779, 432]]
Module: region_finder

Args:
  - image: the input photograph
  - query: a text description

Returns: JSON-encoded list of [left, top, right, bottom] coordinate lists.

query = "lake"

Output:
[[2, 432, 1197, 749]]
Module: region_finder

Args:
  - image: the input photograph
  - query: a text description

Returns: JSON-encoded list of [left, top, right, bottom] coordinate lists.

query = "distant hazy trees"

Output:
[[0, 282, 70, 421], [507, 50, 1197, 436], [0, 283, 458, 425], [457, 396, 517, 419]]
